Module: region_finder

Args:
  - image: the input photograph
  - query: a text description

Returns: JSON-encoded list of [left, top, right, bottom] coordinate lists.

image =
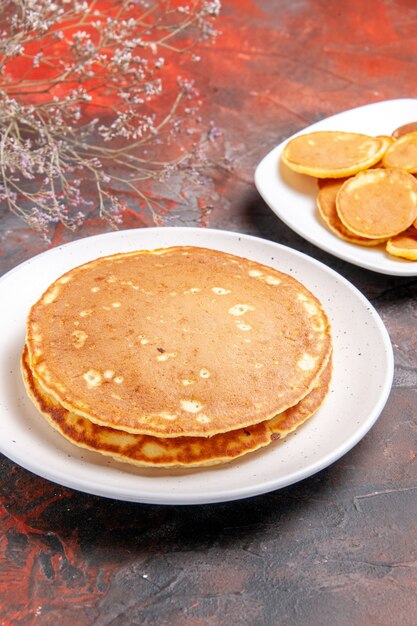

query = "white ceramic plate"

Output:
[[255, 98, 417, 275], [0, 228, 393, 504]]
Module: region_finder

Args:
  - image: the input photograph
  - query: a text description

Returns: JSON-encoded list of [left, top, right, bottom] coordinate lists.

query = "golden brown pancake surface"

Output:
[[386, 227, 417, 260], [382, 132, 417, 172], [26, 247, 332, 438], [268, 353, 332, 437], [282, 131, 386, 178], [336, 168, 417, 239], [316, 178, 387, 246], [21, 346, 332, 468]]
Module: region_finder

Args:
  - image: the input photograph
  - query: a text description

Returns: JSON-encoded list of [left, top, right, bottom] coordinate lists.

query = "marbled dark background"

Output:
[[1, 1, 416, 624]]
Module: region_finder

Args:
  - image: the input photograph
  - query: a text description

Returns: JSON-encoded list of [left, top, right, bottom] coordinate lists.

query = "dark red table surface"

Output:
[[1, 1, 417, 624]]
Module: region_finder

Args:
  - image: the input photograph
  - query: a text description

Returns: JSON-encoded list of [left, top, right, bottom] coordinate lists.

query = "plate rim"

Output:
[[254, 97, 417, 276], [0, 227, 394, 504]]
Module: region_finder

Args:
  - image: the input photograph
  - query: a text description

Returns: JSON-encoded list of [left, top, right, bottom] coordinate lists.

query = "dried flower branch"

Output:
[[0, 0, 221, 237]]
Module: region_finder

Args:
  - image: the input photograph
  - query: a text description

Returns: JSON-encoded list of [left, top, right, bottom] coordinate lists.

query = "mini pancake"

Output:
[[316, 178, 387, 246], [26, 247, 332, 438], [392, 122, 417, 139], [282, 131, 387, 178], [386, 227, 417, 260], [21, 346, 332, 468], [377, 135, 395, 146], [373, 135, 394, 165], [382, 132, 417, 172], [336, 168, 417, 239]]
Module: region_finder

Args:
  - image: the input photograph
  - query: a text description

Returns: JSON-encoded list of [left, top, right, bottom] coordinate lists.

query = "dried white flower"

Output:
[[0, 0, 222, 238]]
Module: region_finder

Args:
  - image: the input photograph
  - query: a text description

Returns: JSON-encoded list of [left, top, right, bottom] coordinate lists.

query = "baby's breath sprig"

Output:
[[0, 0, 221, 238]]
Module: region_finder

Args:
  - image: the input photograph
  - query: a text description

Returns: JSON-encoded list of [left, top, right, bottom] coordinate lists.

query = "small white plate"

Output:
[[0, 228, 393, 504], [255, 98, 417, 275]]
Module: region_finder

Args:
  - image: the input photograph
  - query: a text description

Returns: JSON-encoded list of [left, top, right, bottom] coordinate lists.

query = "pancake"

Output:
[[316, 178, 387, 246], [21, 346, 332, 468], [282, 131, 386, 178], [26, 247, 332, 438], [336, 168, 417, 239], [268, 352, 332, 437], [372, 135, 395, 166], [386, 227, 417, 260], [377, 135, 395, 147], [382, 132, 417, 172], [392, 122, 417, 139]]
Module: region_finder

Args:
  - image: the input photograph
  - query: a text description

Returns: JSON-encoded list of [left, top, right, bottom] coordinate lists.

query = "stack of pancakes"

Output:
[[282, 130, 417, 259], [22, 247, 332, 468]]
